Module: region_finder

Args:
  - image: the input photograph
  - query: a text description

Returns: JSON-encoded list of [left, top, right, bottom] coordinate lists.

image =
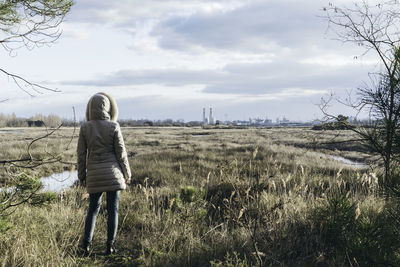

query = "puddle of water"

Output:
[[328, 155, 367, 168], [0, 170, 78, 194], [41, 170, 78, 192]]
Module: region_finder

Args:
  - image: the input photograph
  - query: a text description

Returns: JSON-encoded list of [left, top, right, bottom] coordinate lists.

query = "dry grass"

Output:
[[0, 126, 396, 266]]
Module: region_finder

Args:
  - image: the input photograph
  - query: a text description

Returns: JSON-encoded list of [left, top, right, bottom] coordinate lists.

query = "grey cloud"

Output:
[[67, 0, 174, 25], [66, 0, 114, 24], [67, 0, 242, 26], [152, 0, 330, 52], [60, 59, 368, 95], [202, 61, 370, 94], [69, 0, 336, 54], [59, 0, 369, 96], [67, 0, 355, 59]]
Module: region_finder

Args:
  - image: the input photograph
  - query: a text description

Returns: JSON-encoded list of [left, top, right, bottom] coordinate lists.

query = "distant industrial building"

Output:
[[200, 109, 309, 127], [202, 107, 216, 125], [276, 116, 290, 124]]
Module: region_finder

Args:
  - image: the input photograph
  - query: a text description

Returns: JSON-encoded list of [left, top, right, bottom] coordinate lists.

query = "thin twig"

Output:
[[0, 68, 60, 94]]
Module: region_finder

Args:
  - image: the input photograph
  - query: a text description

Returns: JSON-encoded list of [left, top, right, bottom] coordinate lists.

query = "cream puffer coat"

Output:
[[77, 92, 131, 194]]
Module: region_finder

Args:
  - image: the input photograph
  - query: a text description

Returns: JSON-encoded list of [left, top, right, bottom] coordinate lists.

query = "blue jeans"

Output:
[[83, 191, 120, 245]]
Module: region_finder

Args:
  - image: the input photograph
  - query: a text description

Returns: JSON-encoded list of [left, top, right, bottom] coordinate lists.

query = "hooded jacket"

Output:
[[77, 92, 131, 194]]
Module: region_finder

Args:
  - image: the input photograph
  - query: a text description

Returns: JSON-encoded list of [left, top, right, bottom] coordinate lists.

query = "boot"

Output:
[[79, 241, 91, 256], [106, 242, 118, 255]]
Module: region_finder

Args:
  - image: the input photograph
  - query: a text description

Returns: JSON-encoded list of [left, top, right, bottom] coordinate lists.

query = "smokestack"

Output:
[[202, 108, 206, 123], [209, 108, 213, 124]]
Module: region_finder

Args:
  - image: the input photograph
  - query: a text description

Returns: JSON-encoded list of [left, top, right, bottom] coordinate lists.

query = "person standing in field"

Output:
[[77, 92, 131, 255]]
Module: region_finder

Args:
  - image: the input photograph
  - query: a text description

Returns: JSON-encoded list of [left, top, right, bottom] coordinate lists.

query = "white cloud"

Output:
[[61, 23, 91, 40]]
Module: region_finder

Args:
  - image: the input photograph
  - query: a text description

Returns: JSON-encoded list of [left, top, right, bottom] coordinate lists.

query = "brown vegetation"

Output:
[[1, 127, 397, 266]]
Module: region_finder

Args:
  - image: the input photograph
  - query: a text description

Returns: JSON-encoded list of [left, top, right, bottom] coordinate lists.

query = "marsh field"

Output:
[[0, 126, 397, 266]]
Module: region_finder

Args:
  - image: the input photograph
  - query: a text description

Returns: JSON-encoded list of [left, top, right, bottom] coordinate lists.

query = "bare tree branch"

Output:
[[0, 0, 73, 95], [322, 1, 400, 184]]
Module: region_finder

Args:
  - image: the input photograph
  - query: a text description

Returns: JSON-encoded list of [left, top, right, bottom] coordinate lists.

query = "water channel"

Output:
[[328, 155, 367, 168]]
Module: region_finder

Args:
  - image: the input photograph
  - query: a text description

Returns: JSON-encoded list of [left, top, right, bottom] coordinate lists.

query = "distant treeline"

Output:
[[0, 114, 203, 128], [0, 113, 63, 128], [118, 119, 202, 127]]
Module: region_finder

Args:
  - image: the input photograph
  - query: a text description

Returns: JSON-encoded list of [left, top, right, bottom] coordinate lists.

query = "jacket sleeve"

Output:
[[114, 124, 131, 180], [77, 125, 87, 181]]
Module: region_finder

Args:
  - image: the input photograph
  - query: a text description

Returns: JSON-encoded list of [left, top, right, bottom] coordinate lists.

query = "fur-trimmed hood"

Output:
[[85, 92, 118, 122]]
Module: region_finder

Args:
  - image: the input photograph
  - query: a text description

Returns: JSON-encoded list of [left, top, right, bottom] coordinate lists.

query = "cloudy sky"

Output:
[[0, 0, 380, 122]]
